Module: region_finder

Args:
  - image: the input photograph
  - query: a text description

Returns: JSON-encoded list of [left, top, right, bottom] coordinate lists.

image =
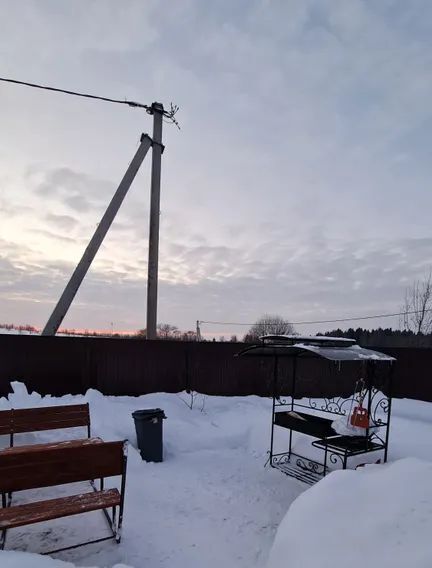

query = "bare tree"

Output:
[[157, 323, 179, 339], [244, 314, 295, 342], [180, 331, 198, 341], [402, 272, 432, 334], [177, 390, 206, 412]]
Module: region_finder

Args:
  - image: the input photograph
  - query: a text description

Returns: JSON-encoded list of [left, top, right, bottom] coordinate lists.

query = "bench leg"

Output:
[[117, 443, 127, 544], [116, 504, 124, 543], [1, 492, 11, 509], [112, 506, 119, 542], [0, 528, 6, 550]]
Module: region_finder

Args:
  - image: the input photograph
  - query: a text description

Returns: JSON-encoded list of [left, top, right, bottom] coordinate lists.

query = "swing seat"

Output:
[[274, 411, 336, 438]]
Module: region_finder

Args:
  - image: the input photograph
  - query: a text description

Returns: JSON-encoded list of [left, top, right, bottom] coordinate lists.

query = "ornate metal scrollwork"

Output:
[[271, 453, 291, 467], [295, 456, 326, 476], [329, 452, 345, 467], [370, 387, 389, 425], [306, 395, 361, 416]]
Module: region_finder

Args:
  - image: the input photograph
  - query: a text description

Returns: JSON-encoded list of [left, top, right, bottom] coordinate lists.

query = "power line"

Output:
[[199, 307, 432, 327], [0, 76, 180, 127]]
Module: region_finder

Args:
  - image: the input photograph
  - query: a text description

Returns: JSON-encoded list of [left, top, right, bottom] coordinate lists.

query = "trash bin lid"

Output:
[[132, 408, 166, 420]]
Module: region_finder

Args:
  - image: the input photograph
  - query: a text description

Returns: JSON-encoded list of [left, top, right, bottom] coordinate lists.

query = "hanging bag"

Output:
[[350, 380, 369, 429], [333, 378, 376, 436]]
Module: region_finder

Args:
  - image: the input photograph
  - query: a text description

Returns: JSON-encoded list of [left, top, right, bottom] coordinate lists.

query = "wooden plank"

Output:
[[0, 488, 120, 529], [0, 437, 103, 455], [0, 410, 12, 435], [12, 404, 90, 433], [12, 419, 89, 434], [13, 404, 89, 416], [0, 440, 125, 493]]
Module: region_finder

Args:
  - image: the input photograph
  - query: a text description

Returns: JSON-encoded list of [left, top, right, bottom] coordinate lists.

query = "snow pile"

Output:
[[331, 414, 378, 436], [267, 458, 432, 568]]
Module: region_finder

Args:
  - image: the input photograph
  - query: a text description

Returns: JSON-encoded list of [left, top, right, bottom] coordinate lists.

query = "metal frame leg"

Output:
[[0, 528, 6, 551], [384, 363, 394, 463], [269, 356, 278, 468], [116, 442, 128, 543], [0, 492, 6, 550]]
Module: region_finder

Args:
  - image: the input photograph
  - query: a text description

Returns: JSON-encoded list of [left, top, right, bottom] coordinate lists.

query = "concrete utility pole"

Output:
[[146, 102, 164, 339], [42, 134, 153, 336]]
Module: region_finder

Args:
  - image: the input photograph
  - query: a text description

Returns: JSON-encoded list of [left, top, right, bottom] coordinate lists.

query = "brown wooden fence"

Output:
[[0, 335, 430, 402]]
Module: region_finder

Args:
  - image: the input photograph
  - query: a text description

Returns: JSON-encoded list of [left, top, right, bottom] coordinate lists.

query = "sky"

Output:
[[0, 0, 432, 338]]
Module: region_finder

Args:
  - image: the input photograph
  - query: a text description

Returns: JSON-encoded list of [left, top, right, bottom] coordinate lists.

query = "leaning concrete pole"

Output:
[[42, 133, 153, 336], [146, 103, 164, 339]]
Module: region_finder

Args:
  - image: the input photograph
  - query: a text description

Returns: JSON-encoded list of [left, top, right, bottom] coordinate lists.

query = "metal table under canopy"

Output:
[[237, 335, 396, 485]]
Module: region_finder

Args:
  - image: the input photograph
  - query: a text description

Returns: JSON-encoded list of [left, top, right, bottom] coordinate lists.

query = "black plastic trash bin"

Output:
[[132, 408, 166, 462]]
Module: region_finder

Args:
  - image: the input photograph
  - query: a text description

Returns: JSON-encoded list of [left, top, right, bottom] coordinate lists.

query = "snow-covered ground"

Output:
[[1, 383, 432, 568]]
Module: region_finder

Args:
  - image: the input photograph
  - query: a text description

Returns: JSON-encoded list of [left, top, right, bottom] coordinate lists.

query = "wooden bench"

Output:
[[0, 440, 128, 554], [0, 403, 92, 448]]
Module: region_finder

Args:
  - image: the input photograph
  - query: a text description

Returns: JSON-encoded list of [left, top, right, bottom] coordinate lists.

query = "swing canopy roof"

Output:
[[237, 335, 396, 362]]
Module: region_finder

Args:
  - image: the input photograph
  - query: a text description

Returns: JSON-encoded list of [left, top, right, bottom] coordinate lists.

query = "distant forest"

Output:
[[320, 328, 432, 348]]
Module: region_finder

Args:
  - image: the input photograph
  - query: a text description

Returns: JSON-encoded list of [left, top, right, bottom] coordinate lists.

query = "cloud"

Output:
[[34, 167, 112, 204], [64, 194, 91, 212], [45, 213, 79, 231], [31, 228, 79, 244], [1, 0, 432, 333], [1, 229, 432, 334]]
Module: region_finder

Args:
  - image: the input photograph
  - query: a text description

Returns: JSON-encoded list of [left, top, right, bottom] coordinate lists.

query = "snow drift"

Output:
[[267, 458, 432, 568]]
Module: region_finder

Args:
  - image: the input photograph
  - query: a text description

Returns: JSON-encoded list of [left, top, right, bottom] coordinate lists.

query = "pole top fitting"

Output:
[[150, 102, 164, 113]]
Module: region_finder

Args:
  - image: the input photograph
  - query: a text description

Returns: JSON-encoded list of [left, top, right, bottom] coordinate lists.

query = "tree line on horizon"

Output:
[[3, 320, 432, 346], [319, 327, 432, 348]]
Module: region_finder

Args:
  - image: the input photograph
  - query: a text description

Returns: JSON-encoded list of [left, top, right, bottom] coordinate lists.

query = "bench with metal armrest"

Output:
[[0, 440, 128, 554]]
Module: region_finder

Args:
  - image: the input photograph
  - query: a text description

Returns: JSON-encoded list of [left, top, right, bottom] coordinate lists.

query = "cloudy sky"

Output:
[[0, 0, 431, 337]]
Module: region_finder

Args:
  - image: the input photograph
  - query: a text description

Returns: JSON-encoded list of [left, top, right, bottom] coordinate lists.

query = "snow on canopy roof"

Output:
[[238, 335, 396, 362], [260, 334, 356, 346]]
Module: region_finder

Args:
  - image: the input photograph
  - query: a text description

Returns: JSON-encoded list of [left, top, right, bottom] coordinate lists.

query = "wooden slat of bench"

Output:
[[0, 488, 120, 529], [0, 410, 12, 436], [0, 441, 125, 493], [13, 404, 89, 418], [12, 404, 90, 434], [0, 437, 103, 455]]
